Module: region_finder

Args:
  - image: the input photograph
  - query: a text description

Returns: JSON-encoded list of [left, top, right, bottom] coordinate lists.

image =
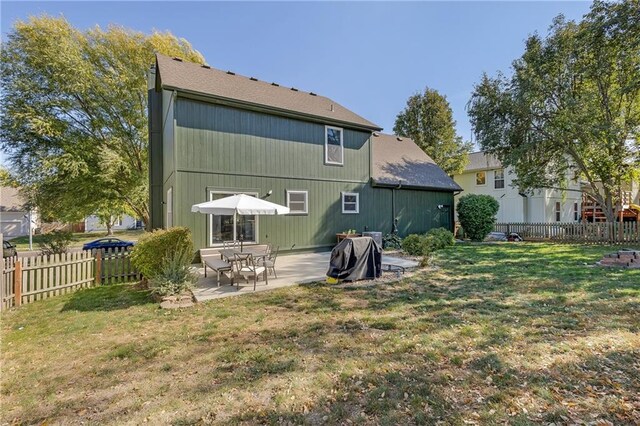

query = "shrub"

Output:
[[382, 233, 403, 250], [39, 230, 72, 255], [149, 248, 198, 296], [402, 234, 427, 256], [456, 194, 500, 241], [424, 227, 455, 252], [402, 228, 455, 257], [130, 227, 194, 279]]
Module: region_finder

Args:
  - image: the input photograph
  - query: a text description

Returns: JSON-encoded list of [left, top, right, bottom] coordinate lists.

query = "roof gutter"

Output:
[[371, 179, 463, 193], [163, 85, 384, 132]]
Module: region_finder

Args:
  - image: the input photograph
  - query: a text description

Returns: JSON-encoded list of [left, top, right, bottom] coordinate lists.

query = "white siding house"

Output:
[[84, 214, 142, 232], [0, 186, 38, 238], [453, 152, 582, 223]]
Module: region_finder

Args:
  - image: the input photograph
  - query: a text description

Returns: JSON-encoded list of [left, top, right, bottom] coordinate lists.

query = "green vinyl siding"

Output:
[[176, 171, 454, 250], [174, 98, 370, 182], [152, 93, 455, 250]]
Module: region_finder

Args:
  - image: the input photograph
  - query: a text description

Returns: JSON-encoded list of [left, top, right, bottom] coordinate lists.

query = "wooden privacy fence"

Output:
[[494, 222, 640, 244], [1, 247, 140, 310]]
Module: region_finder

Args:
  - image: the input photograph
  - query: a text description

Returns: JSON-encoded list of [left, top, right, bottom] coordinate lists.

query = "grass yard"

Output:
[[1, 243, 639, 425], [9, 229, 144, 250]]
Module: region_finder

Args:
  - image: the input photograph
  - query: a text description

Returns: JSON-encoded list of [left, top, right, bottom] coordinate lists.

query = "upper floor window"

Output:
[[476, 171, 486, 185], [342, 192, 359, 214], [286, 190, 308, 214], [574, 202, 579, 221], [325, 126, 343, 165], [555, 201, 561, 222], [494, 169, 505, 189]]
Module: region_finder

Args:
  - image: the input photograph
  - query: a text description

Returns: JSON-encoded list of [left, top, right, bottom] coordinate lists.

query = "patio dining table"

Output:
[[219, 248, 269, 263]]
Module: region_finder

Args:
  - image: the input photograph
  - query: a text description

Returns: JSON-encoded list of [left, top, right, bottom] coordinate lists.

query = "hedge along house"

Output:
[[149, 54, 461, 252]]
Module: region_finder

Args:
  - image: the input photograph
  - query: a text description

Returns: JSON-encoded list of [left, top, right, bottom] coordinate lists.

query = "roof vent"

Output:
[[271, 82, 279, 86], [201, 64, 211, 69], [309, 92, 317, 96], [172, 57, 183, 62], [373, 132, 380, 137], [396, 137, 403, 141], [226, 71, 235, 75], [290, 87, 298, 91], [330, 104, 334, 112]]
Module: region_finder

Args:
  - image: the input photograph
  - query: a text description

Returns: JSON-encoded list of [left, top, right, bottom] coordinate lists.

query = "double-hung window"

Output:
[[555, 201, 561, 222], [494, 169, 505, 189], [286, 190, 308, 214], [574, 202, 579, 221], [342, 192, 359, 214], [325, 126, 344, 165]]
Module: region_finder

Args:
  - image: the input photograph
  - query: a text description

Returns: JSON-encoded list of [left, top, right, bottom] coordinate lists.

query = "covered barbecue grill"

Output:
[[326, 236, 382, 282]]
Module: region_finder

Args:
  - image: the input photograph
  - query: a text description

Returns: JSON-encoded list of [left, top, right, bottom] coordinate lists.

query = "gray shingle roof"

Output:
[[155, 54, 382, 131], [371, 133, 462, 192], [464, 151, 502, 172]]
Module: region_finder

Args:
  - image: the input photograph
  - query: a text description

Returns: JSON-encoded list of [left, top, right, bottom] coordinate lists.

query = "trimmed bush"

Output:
[[424, 227, 455, 252], [130, 227, 194, 279], [456, 194, 500, 241], [402, 234, 426, 256], [149, 248, 198, 296], [402, 228, 455, 257]]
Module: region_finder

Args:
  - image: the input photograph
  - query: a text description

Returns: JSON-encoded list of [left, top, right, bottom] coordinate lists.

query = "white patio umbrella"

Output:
[[191, 193, 290, 215], [191, 194, 289, 250]]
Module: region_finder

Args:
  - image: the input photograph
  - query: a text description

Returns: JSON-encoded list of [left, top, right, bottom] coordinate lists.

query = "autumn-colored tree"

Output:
[[0, 16, 205, 227]]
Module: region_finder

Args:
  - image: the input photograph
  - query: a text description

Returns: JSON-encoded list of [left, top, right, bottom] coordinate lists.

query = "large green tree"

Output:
[[468, 1, 640, 222], [0, 16, 205, 228], [393, 88, 472, 175]]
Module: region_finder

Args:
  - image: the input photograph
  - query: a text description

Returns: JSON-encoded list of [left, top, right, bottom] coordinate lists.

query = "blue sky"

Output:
[[1, 1, 591, 162]]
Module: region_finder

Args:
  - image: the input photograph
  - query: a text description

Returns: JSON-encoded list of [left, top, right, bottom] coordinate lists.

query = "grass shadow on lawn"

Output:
[[61, 282, 153, 312]]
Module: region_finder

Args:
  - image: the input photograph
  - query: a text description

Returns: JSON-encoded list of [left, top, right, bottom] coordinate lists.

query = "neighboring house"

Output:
[[0, 186, 37, 238], [453, 152, 582, 223], [148, 54, 461, 251], [84, 214, 143, 232]]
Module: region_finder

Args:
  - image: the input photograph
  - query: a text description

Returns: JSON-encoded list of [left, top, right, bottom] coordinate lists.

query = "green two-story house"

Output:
[[149, 54, 461, 251]]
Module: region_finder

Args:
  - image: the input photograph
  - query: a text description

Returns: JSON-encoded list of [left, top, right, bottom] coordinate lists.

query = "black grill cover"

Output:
[[327, 237, 382, 281]]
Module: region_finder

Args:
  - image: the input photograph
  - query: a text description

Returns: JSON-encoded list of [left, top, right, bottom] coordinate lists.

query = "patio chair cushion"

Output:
[[238, 265, 266, 275]]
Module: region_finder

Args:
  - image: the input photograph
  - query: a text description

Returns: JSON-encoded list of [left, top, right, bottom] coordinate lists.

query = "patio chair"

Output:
[[223, 240, 239, 249], [234, 253, 268, 291], [263, 246, 279, 278]]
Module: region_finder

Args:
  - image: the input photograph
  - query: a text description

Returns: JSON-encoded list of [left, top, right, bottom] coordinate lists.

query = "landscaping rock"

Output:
[[159, 293, 195, 309]]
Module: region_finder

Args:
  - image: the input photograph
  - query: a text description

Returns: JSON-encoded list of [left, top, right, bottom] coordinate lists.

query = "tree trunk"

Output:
[[106, 221, 114, 236]]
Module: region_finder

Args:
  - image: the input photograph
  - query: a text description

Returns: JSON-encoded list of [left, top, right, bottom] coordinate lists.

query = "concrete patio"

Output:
[[192, 251, 419, 302]]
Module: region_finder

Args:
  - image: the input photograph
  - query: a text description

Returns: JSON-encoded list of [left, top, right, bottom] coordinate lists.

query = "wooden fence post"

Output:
[[95, 250, 102, 285], [14, 260, 22, 307]]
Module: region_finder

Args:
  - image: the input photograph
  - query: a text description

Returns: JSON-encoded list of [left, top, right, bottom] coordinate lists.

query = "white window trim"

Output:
[[341, 192, 359, 214], [324, 125, 344, 166], [286, 190, 308, 215], [555, 201, 561, 222], [113, 216, 122, 227], [208, 190, 259, 247], [494, 169, 505, 190], [475, 171, 487, 186], [166, 187, 173, 228], [574, 202, 579, 222]]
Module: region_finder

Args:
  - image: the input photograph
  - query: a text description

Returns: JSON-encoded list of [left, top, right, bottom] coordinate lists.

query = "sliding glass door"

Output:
[[209, 191, 257, 246]]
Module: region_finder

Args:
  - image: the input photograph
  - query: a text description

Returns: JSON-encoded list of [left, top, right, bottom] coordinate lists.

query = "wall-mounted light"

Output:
[[264, 190, 273, 197], [437, 204, 444, 210]]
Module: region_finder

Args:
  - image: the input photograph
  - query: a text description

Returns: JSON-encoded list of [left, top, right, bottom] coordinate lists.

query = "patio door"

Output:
[[209, 191, 257, 246]]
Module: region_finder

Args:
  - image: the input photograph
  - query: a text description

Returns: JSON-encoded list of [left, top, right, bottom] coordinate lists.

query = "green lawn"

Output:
[[9, 229, 144, 250], [1, 243, 639, 425]]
